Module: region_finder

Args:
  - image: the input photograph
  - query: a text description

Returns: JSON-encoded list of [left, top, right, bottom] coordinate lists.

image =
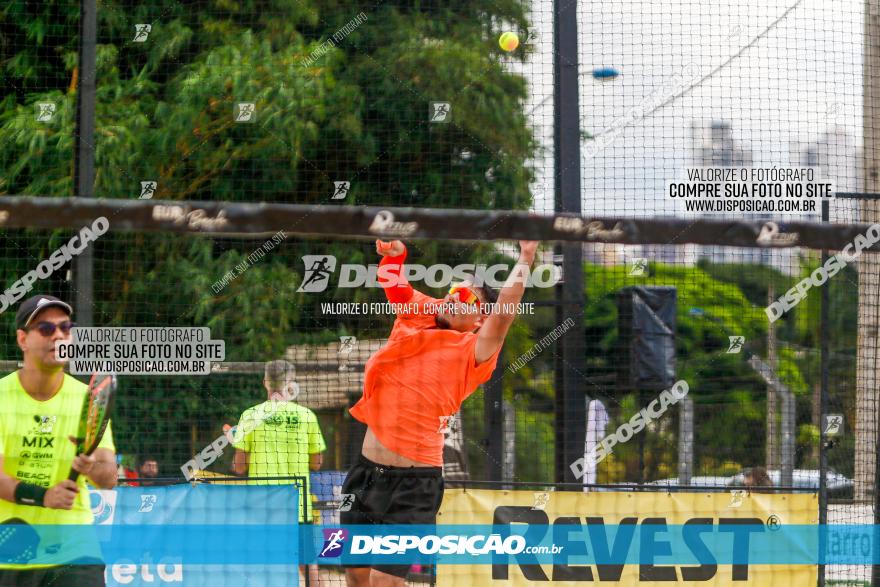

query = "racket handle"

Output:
[[68, 468, 81, 482]]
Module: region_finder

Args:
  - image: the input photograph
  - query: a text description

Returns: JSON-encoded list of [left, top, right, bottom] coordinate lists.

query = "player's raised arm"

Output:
[[474, 240, 538, 364], [376, 239, 415, 303]]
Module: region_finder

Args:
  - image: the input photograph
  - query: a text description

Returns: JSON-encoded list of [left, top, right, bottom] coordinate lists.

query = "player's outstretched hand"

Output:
[[376, 239, 405, 257], [44, 480, 79, 510], [518, 240, 538, 265]]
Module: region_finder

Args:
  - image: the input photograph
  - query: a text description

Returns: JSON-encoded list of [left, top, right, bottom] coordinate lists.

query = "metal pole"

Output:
[[780, 391, 794, 488], [502, 400, 516, 484], [819, 200, 829, 587], [637, 390, 645, 484], [767, 284, 779, 472], [864, 3, 880, 585], [73, 0, 97, 326], [553, 0, 588, 483], [484, 360, 505, 481], [678, 396, 694, 486]]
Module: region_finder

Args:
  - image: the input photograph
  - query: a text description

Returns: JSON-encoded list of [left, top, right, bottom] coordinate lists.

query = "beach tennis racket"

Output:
[[0, 518, 40, 564], [68, 372, 117, 481]]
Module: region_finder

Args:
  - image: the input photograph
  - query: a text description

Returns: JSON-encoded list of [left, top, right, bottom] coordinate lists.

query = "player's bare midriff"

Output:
[[360, 427, 435, 468]]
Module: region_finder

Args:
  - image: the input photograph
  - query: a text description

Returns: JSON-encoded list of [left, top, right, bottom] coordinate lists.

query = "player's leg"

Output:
[[340, 458, 382, 587], [345, 566, 373, 586], [40, 561, 105, 587], [367, 568, 406, 586], [300, 563, 325, 586], [0, 567, 41, 587], [372, 470, 444, 586]]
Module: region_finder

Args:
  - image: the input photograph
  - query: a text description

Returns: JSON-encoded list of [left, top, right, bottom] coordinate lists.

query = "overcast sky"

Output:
[[517, 0, 863, 217]]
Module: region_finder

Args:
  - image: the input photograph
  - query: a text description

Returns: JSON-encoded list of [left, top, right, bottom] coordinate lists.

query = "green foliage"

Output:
[[2, 0, 536, 205], [697, 258, 793, 307], [776, 346, 809, 396], [580, 260, 824, 481], [2, 0, 540, 465], [469, 255, 837, 483], [1, 0, 848, 483]]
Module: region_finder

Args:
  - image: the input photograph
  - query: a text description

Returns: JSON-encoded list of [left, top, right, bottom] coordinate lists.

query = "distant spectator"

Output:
[[742, 466, 773, 491], [138, 458, 160, 487]]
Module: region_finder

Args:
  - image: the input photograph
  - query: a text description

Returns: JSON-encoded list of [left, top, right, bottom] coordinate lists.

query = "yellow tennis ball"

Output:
[[499, 32, 519, 52]]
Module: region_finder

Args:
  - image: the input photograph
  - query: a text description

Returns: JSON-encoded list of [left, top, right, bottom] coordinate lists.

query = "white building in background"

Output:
[[581, 122, 861, 274], [587, 121, 760, 269], [687, 120, 803, 274], [794, 126, 860, 193], [691, 120, 754, 169], [583, 241, 625, 267], [791, 126, 863, 224]]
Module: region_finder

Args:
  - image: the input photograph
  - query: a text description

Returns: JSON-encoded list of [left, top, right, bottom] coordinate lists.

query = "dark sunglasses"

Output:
[[27, 321, 76, 336]]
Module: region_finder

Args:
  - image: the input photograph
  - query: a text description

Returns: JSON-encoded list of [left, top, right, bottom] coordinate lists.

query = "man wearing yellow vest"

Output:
[[232, 359, 326, 584], [0, 295, 117, 587]]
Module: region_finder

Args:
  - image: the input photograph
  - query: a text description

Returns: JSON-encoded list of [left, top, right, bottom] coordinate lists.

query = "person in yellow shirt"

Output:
[[0, 295, 117, 587], [231, 359, 325, 584]]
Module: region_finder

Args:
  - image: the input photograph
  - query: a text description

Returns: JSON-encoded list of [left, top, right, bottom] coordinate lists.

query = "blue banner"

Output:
[[10, 518, 880, 567], [3, 484, 879, 585], [87, 484, 299, 586], [298, 523, 880, 566]]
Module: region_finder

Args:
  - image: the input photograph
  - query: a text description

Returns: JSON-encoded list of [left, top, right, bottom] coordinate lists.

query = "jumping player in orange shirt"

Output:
[[342, 239, 538, 587]]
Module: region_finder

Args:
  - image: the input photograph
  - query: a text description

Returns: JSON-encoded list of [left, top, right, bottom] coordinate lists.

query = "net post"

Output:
[[819, 200, 829, 586], [553, 0, 589, 484], [72, 0, 97, 326]]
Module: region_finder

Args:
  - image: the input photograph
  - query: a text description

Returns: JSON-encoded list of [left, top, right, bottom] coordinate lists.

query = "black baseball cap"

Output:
[[15, 295, 73, 330]]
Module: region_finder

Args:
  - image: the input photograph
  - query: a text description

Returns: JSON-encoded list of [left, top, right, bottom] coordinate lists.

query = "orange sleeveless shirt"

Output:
[[349, 288, 501, 466]]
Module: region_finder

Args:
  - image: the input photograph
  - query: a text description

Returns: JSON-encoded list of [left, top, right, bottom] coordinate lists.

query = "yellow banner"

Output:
[[438, 488, 817, 586]]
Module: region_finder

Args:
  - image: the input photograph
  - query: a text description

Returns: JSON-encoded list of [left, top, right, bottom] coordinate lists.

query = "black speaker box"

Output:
[[616, 286, 677, 391]]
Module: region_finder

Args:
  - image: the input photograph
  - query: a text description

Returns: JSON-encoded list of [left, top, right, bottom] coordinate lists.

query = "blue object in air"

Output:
[[592, 67, 620, 79]]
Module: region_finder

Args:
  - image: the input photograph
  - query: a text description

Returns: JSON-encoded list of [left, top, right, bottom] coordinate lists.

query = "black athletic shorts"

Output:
[[340, 455, 443, 579], [0, 559, 105, 587]]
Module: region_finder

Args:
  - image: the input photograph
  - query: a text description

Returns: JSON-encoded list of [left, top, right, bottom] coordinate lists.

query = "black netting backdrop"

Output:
[[2, 0, 878, 584]]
